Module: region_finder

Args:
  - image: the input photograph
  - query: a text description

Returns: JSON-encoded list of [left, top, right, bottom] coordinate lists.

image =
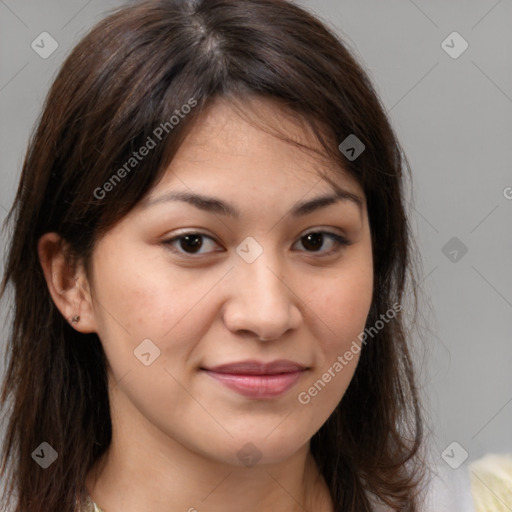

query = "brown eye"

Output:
[[178, 234, 203, 253], [294, 231, 350, 256], [301, 232, 324, 251], [163, 233, 221, 255]]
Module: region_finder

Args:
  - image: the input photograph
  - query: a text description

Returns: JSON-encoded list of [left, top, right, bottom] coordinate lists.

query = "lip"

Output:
[[202, 359, 307, 399]]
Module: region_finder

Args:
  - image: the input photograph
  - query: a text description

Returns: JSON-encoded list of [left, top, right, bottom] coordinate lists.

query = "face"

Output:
[[83, 97, 373, 466]]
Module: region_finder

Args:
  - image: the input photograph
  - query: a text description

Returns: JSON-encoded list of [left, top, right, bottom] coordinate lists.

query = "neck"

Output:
[[85, 380, 333, 512], [86, 442, 332, 512]]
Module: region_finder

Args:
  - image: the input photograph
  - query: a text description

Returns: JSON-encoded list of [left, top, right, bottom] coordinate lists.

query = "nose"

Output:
[[222, 251, 302, 341]]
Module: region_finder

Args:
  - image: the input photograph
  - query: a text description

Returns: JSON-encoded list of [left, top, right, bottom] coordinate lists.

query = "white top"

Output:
[[422, 464, 476, 512]]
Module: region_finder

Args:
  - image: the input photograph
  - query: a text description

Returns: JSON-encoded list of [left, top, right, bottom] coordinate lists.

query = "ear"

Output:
[[37, 232, 97, 333]]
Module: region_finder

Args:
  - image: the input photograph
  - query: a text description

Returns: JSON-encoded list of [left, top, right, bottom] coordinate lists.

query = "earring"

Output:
[[71, 315, 80, 324]]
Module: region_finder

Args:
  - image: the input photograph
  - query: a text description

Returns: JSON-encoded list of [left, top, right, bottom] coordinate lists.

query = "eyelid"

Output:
[[300, 227, 349, 241]]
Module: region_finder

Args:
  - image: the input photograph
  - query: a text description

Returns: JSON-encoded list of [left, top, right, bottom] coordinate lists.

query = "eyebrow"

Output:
[[141, 188, 363, 218]]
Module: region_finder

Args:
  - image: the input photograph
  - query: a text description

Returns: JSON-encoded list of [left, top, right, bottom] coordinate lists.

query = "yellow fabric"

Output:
[[469, 453, 512, 512]]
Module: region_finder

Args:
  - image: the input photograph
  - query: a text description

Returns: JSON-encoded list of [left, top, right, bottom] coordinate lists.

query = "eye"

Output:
[[292, 230, 350, 256], [162, 232, 221, 255], [162, 229, 351, 258]]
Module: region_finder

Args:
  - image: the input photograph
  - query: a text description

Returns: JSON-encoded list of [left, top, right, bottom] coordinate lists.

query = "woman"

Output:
[[0, 0, 426, 510]]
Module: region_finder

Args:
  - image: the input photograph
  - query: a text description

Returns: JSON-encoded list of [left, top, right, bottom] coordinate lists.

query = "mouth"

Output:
[[201, 360, 308, 399]]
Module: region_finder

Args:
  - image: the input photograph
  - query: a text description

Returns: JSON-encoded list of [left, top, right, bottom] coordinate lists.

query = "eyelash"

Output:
[[162, 230, 351, 259]]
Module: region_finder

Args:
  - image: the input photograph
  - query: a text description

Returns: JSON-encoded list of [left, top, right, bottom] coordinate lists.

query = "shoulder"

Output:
[[422, 463, 475, 512], [365, 463, 475, 511], [76, 488, 105, 512], [371, 502, 395, 512]]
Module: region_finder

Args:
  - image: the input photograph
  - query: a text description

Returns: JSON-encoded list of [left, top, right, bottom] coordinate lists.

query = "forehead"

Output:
[[154, 95, 364, 197]]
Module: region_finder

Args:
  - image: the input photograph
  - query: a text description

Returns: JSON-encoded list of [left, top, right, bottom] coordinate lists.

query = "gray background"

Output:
[[1, 0, 511, 497]]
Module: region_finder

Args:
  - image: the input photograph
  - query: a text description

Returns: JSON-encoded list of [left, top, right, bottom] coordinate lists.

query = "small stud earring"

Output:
[[71, 315, 80, 324]]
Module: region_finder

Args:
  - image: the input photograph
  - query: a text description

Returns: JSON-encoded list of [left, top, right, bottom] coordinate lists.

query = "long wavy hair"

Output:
[[0, 0, 427, 510]]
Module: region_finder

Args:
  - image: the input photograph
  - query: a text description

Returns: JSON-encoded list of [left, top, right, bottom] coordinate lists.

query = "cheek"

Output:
[[295, 269, 372, 428], [90, 247, 225, 374], [90, 245, 191, 335], [309, 266, 373, 352]]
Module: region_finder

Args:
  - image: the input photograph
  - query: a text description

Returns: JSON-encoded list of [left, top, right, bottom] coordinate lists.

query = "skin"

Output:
[[38, 96, 374, 512]]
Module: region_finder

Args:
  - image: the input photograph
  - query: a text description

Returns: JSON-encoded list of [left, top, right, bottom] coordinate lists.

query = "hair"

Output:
[[0, 0, 427, 510]]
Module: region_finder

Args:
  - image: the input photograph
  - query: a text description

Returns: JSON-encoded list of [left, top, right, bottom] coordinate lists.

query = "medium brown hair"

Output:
[[1, 0, 426, 510]]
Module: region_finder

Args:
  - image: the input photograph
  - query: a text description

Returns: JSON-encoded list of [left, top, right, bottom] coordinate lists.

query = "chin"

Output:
[[212, 430, 311, 468]]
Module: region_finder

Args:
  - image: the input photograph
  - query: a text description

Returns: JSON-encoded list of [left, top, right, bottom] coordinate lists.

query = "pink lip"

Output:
[[202, 360, 307, 399]]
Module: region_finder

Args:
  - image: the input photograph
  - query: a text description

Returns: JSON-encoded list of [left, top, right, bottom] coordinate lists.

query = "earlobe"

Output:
[[71, 273, 97, 334], [37, 232, 97, 333]]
